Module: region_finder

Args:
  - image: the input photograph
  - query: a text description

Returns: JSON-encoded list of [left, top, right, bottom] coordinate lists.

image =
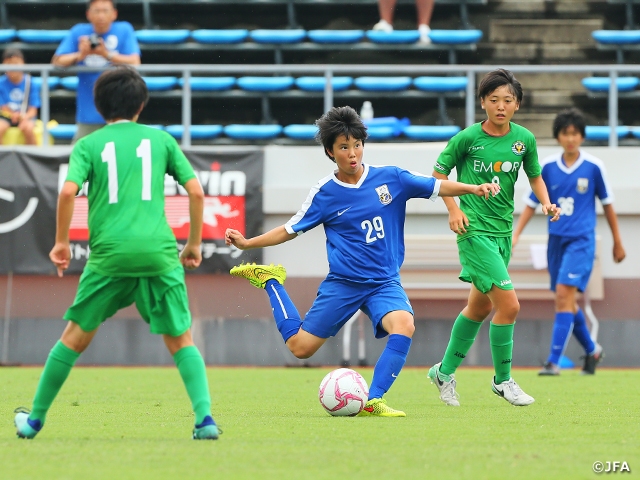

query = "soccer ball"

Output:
[[318, 368, 369, 416]]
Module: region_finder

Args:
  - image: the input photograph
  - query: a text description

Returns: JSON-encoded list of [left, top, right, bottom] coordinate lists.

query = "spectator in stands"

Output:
[[0, 48, 39, 145], [373, 0, 434, 43], [513, 107, 626, 376], [52, 0, 140, 142]]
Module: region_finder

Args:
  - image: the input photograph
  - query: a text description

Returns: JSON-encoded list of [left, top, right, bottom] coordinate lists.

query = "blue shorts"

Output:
[[301, 274, 414, 339], [547, 234, 595, 293]]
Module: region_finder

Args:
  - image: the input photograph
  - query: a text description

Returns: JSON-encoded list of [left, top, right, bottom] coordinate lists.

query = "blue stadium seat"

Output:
[[354, 76, 412, 92], [584, 125, 630, 141], [191, 29, 249, 44], [592, 30, 640, 44], [17, 30, 67, 43], [49, 124, 77, 140], [0, 30, 16, 43], [32, 76, 60, 90], [629, 127, 640, 139], [365, 117, 410, 136], [249, 29, 306, 44], [295, 76, 353, 92], [178, 77, 236, 91], [165, 125, 223, 140], [283, 124, 318, 140], [413, 76, 468, 92], [581, 76, 639, 92], [365, 30, 420, 44], [237, 76, 294, 92], [142, 77, 178, 91], [60, 77, 79, 91], [307, 30, 364, 44], [428, 29, 483, 44], [402, 125, 461, 141], [224, 124, 283, 140], [135, 29, 190, 44], [366, 126, 395, 140]]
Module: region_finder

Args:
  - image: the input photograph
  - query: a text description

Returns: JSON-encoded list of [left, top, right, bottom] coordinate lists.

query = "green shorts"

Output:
[[457, 235, 513, 294], [64, 266, 191, 336]]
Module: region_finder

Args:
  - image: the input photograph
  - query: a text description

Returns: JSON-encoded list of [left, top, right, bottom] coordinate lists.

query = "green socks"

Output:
[[173, 346, 211, 425], [440, 313, 483, 376], [489, 322, 514, 384], [31, 340, 81, 424]]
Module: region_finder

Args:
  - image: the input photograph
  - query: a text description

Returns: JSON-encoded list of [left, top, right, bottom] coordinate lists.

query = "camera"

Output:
[[89, 33, 100, 49]]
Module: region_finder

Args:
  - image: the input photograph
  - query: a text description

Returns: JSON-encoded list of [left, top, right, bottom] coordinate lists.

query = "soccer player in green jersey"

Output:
[[427, 68, 560, 406], [14, 66, 219, 440]]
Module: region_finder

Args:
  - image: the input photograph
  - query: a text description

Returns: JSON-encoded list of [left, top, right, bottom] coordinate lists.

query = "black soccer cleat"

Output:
[[581, 344, 604, 375]]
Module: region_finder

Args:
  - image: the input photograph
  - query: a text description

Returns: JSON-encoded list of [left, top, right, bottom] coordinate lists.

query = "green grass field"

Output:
[[1, 367, 638, 480]]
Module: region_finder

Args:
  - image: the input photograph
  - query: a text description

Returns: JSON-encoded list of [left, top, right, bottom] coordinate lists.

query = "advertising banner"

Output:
[[0, 147, 263, 274]]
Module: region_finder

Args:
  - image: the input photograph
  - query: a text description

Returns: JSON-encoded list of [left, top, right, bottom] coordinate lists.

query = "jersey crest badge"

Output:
[[375, 184, 392, 205], [577, 178, 589, 193], [511, 141, 526, 156]]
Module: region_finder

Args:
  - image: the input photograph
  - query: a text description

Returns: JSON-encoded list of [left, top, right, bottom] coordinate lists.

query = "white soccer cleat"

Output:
[[491, 377, 535, 406], [427, 362, 460, 407]]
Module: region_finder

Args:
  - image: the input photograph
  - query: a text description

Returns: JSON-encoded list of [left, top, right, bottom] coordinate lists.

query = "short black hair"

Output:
[[94, 66, 148, 121], [3, 48, 23, 61], [87, 0, 116, 9], [552, 107, 586, 139], [315, 106, 367, 161], [478, 68, 523, 104]]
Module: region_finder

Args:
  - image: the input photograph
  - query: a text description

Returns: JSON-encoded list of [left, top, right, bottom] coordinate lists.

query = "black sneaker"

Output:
[[538, 362, 560, 376], [581, 344, 604, 375]]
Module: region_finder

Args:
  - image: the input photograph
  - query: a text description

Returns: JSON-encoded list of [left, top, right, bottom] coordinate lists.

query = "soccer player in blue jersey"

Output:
[[513, 108, 626, 375], [225, 106, 499, 416]]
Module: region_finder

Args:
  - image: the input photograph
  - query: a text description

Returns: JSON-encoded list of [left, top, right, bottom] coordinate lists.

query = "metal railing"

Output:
[[0, 63, 637, 148]]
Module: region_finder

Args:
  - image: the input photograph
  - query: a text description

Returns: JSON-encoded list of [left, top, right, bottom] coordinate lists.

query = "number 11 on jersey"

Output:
[[101, 139, 152, 204]]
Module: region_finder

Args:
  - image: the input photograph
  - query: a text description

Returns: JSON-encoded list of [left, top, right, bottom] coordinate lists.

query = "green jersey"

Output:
[[66, 122, 197, 277], [434, 122, 541, 239]]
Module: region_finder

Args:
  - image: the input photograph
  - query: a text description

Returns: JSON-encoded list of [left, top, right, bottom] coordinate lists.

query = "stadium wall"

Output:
[[1, 144, 639, 367]]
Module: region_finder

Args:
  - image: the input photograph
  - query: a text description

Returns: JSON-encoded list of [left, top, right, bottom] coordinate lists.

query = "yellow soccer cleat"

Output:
[[230, 263, 287, 289], [357, 398, 406, 417]]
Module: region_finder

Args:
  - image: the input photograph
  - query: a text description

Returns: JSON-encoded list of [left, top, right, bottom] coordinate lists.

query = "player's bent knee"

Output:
[[286, 334, 323, 359], [288, 343, 315, 359], [499, 300, 520, 319], [391, 320, 415, 337]]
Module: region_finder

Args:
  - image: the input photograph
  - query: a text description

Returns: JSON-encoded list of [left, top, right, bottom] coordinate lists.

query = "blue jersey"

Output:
[[55, 22, 140, 124], [523, 151, 613, 238], [285, 163, 440, 282], [0, 74, 40, 111]]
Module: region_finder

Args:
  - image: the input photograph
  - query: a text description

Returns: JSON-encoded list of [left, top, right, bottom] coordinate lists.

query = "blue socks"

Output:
[[573, 307, 596, 355], [547, 311, 574, 365], [265, 279, 302, 343], [368, 334, 412, 400]]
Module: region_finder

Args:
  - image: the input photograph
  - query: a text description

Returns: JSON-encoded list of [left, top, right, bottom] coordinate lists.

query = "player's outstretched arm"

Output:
[[512, 205, 535, 247], [49, 181, 79, 277], [529, 176, 560, 222], [225, 225, 296, 250], [603, 204, 626, 263], [180, 178, 204, 270], [439, 180, 500, 199]]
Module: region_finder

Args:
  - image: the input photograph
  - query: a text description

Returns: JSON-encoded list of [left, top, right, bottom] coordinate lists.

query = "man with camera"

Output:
[[52, 0, 140, 142]]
